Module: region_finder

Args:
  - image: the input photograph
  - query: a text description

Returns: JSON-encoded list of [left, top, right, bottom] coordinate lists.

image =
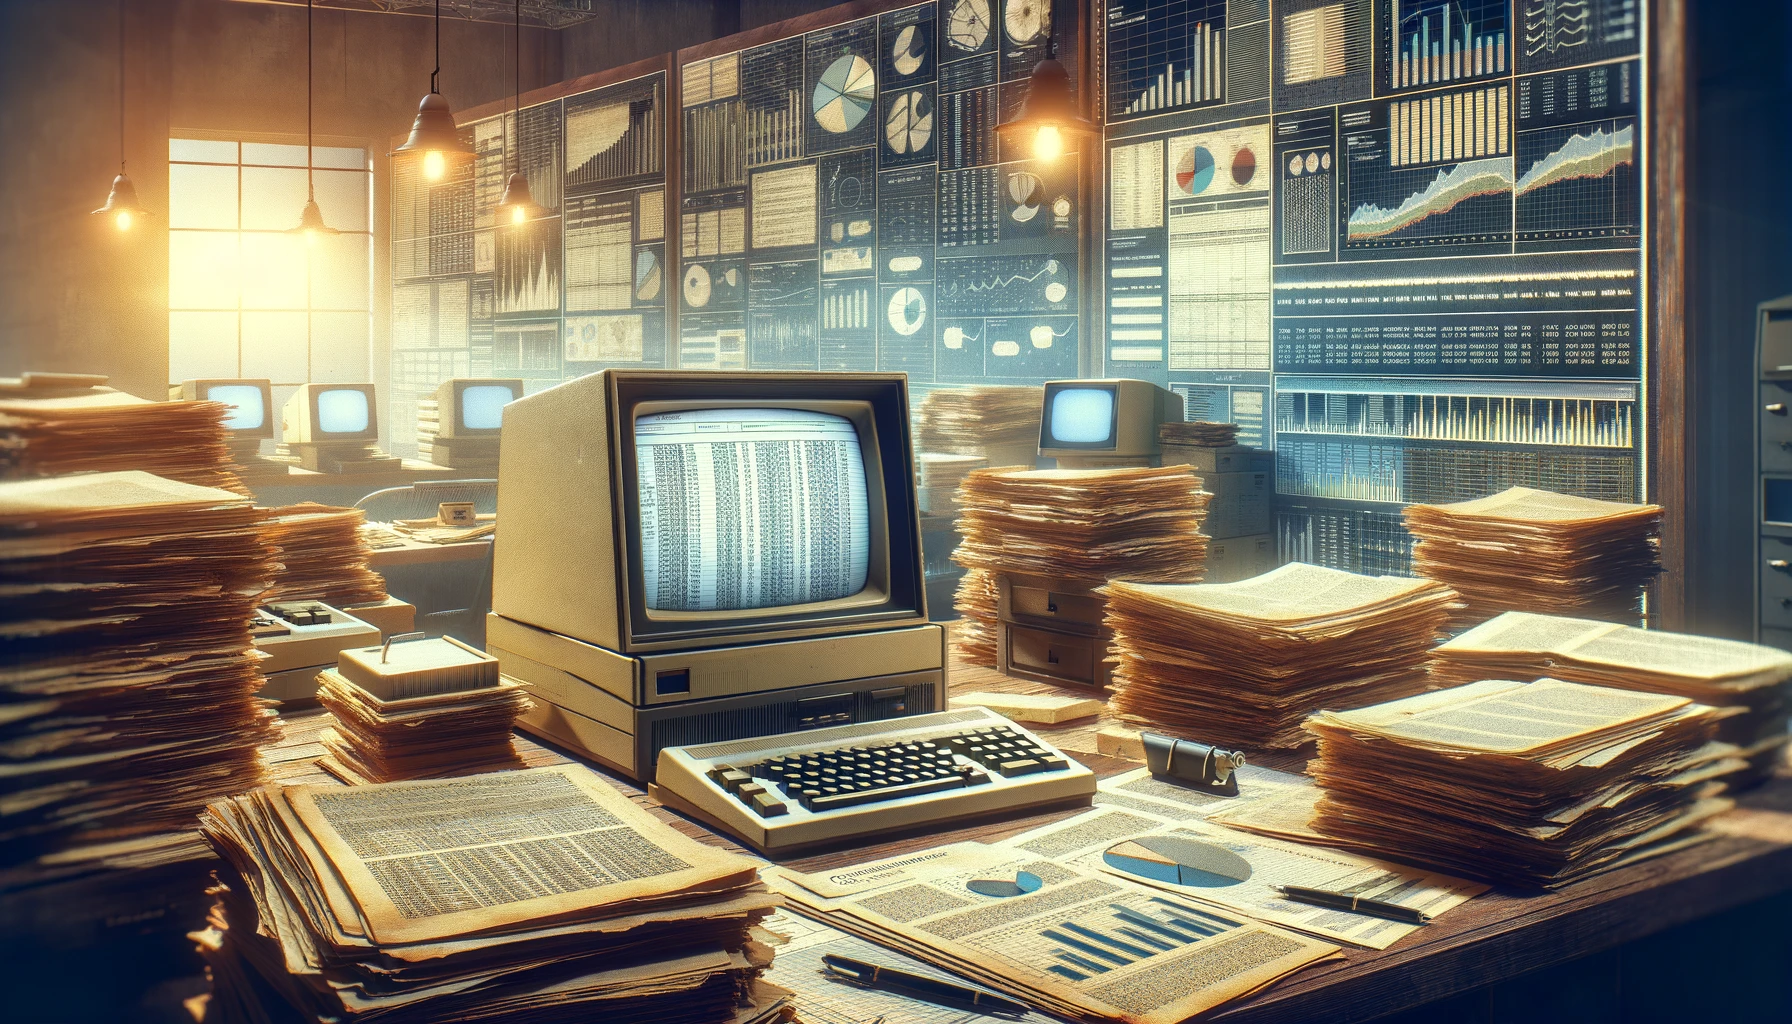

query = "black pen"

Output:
[[1273, 885, 1433, 924], [821, 953, 1030, 1016]]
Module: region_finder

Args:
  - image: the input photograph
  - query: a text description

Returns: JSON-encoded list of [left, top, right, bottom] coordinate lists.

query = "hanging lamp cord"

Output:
[[117, 0, 125, 173], [306, 0, 315, 200], [513, 0, 520, 176], [430, 0, 441, 94]]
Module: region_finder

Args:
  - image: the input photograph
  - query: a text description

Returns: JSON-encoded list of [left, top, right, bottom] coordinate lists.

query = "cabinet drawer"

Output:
[[999, 622, 1110, 688]]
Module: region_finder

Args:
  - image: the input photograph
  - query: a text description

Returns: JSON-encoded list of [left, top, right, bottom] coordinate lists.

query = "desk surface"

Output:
[[263, 651, 1792, 1024], [361, 525, 493, 568]]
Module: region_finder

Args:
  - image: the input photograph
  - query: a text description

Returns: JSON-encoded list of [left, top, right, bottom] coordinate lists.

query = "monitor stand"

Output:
[[288, 442, 402, 474]]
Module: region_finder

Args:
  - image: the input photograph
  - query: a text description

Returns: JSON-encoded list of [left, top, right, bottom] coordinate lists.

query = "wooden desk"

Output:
[[361, 527, 492, 569], [245, 460, 460, 509], [261, 654, 1792, 1024]]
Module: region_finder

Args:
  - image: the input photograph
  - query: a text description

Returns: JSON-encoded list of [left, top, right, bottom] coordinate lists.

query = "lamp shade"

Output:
[[498, 171, 542, 224], [995, 55, 1098, 146], [390, 92, 474, 167], [92, 172, 147, 216], [289, 197, 340, 238]]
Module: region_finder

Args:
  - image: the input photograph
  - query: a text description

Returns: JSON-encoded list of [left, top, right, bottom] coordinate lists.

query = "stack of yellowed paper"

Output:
[[1403, 487, 1662, 627], [195, 766, 789, 1024], [764, 841, 1338, 1024], [260, 502, 388, 606], [952, 567, 1001, 665], [316, 668, 533, 785], [1433, 611, 1792, 786], [1158, 420, 1238, 447], [917, 451, 987, 515], [950, 467, 1210, 666], [0, 471, 278, 865], [1306, 679, 1743, 888], [0, 385, 248, 495], [915, 384, 1042, 464], [1105, 563, 1456, 748]]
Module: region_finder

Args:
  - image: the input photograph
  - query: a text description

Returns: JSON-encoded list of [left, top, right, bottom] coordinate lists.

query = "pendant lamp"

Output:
[[390, 0, 474, 181], [289, 0, 339, 244], [92, 0, 149, 230], [497, 0, 542, 225], [995, 31, 1097, 163]]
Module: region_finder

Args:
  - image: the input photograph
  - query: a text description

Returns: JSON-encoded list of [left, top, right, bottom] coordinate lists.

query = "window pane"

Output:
[[311, 312, 371, 382], [241, 142, 309, 167], [168, 164, 238, 229], [170, 138, 238, 163], [168, 311, 239, 380], [239, 232, 308, 309], [169, 230, 240, 309], [241, 312, 309, 383], [311, 145, 367, 170], [309, 233, 370, 310], [241, 166, 308, 230], [311, 169, 369, 232]]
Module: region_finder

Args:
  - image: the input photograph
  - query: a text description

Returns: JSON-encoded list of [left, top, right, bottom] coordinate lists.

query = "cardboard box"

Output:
[[1202, 470, 1271, 539], [1205, 534, 1276, 583]]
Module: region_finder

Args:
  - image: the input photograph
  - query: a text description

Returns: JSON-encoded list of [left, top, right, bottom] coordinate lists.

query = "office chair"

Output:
[[353, 480, 497, 647]]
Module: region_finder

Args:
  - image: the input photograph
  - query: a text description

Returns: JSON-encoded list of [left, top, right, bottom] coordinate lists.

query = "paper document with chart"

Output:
[[998, 806, 1485, 949], [765, 842, 1337, 1024]]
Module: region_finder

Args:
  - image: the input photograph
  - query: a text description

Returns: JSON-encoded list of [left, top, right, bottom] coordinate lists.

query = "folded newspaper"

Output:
[[764, 842, 1338, 1024], [195, 764, 789, 1023]]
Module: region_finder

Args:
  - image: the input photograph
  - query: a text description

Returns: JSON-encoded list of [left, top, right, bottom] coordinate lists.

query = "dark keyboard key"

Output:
[[997, 759, 1047, 777], [751, 793, 787, 816]]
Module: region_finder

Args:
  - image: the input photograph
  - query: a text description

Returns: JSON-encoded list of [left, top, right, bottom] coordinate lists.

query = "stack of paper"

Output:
[[764, 841, 1337, 1024], [916, 385, 1042, 464], [316, 670, 533, 784], [1403, 487, 1662, 627], [1158, 420, 1238, 447], [1106, 563, 1457, 748], [0, 387, 248, 495], [196, 766, 789, 1024], [950, 467, 1210, 665], [917, 452, 987, 515], [1433, 611, 1792, 785], [260, 502, 388, 606], [1305, 678, 1742, 888], [952, 568, 1000, 665], [0, 471, 277, 864]]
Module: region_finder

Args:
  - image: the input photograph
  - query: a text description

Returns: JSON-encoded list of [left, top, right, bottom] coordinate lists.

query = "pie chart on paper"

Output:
[[634, 250, 662, 302], [885, 91, 934, 154], [891, 25, 926, 76], [1102, 836, 1253, 888], [682, 264, 711, 308], [812, 55, 877, 134]]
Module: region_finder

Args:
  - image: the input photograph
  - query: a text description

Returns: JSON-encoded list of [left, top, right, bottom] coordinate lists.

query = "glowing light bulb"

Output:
[[114, 210, 133, 231], [303, 228, 319, 247], [510, 204, 527, 225], [422, 149, 447, 180], [1033, 125, 1063, 162]]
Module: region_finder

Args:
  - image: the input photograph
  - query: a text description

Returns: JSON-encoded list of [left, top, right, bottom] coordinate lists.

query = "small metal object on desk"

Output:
[[1141, 731, 1247, 796], [380, 631, 427, 663]]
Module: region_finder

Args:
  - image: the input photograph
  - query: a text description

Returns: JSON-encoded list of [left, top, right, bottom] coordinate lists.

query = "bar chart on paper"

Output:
[[1026, 896, 1249, 982], [1383, 0, 1508, 91]]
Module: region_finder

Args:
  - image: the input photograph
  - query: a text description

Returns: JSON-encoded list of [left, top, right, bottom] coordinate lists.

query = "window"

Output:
[[168, 138, 373, 418]]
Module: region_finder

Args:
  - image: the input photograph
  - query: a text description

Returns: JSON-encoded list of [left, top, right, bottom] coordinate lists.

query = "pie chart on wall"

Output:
[[1176, 145, 1216, 195], [887, 286, 927, 336], [812, 55, 877, 134]]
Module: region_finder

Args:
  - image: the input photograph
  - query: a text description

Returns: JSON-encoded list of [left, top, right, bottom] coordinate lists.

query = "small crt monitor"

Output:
[[172, 379, 273, 440], [434, 378, 523, 439], [1038, 379, 1184, 464], [282, 383, 378, 444]]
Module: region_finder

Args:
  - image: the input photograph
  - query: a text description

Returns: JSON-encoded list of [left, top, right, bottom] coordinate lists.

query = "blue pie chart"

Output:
[[1177, 145, 1216, 195]]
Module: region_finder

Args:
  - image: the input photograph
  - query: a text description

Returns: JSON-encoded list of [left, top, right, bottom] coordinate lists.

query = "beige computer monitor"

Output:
[[433, 378, 523, 439], [492, 370, 930, 655], [281, 383, 378, 444], [172, 378, 274, 441], [1037, 378, 1184, 468]]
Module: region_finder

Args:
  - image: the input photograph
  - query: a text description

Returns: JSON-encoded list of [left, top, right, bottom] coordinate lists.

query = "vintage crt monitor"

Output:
[[420, 378, 522, 470], [173, 378, 274, 444], [490, 369, 944, 781], [281, 383, 396, 473], [1037, 378, 1185, 468]]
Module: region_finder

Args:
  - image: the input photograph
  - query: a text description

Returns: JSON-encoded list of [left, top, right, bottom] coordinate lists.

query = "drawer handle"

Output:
[[1769, 403, 1789, 415], [1781, 441, 1792, 451], [1046, 600, 1058, 614], [1771, 560, 1791, 571], [1047, 650, 1060, 664], [1781, 598, 1792, 609]]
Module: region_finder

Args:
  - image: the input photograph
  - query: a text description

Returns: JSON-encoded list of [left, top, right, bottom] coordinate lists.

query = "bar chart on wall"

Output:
[[1099, 0, 1647, 574]]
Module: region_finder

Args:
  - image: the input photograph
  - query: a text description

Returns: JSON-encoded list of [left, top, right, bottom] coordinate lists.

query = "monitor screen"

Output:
[[207, 384, 266, 431], [634, 408, 871, 612], [460, 384, 514, 431], [316, 388, 371, 434], [1048, 387, 1117, 444]]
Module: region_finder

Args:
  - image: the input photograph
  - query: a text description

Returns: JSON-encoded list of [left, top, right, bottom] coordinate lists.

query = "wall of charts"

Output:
[[677, 0, 1086, 382], [1099, 0, 1647, 574], [390, 1, 1087, 451], [389, 66, 671, 454]]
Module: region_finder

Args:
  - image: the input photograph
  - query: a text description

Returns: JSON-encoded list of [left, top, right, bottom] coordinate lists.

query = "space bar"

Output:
[[808, 775, 966, 812]]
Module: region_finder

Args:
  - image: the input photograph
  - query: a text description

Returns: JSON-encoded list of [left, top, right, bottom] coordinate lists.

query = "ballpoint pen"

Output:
[[1273, 885, 1433, 924], [821, 953, 1030, 1016]]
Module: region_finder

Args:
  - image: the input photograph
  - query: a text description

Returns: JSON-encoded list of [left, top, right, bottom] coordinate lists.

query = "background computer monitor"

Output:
[[282, 383, 378, 444], [433, 378, 523, 439], [494, 370, 927, 654], [172, 378, 274, 440], [1038, 379, 1184, 464]]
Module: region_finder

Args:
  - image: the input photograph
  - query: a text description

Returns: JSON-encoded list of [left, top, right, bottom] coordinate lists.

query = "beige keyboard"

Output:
[[650, 707, 1097, 854]]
